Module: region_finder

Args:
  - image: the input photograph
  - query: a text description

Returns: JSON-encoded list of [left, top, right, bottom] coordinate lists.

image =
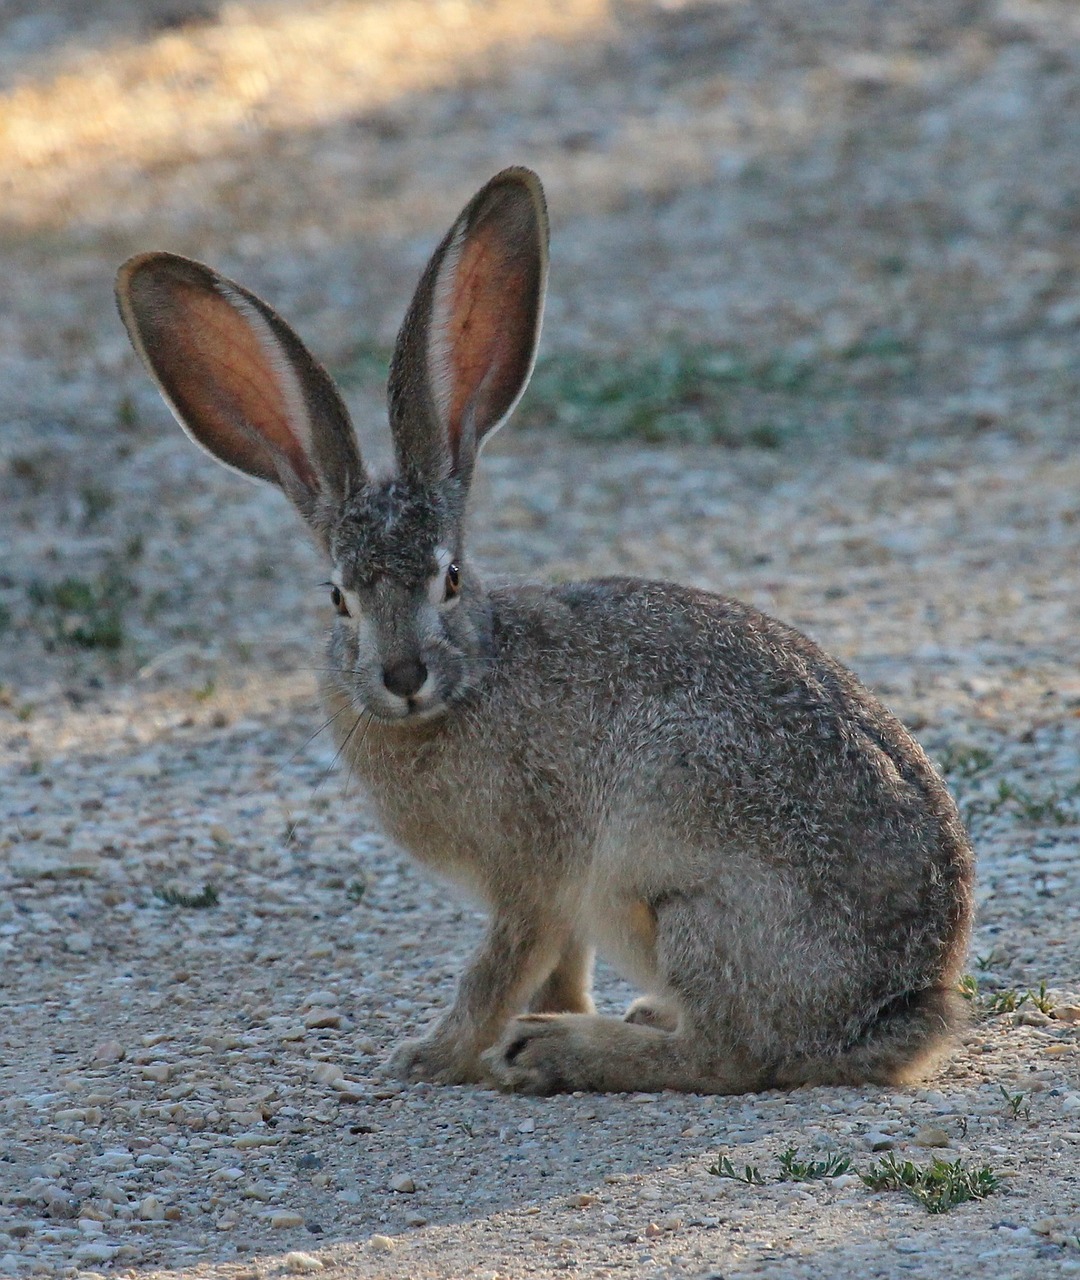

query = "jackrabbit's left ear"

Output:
[[387, 167, 549, 485], [116, 253, 365, 523]]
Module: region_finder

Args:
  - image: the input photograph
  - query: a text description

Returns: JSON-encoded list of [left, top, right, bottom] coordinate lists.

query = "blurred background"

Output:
[[1, 0, 1079, 703]]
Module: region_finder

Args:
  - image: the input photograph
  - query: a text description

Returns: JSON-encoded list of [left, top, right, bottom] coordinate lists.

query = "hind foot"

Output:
[[623, 995, 679, 1032]]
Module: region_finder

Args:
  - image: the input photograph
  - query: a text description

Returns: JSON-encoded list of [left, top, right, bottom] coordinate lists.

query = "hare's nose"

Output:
[[382, 658, 428, 698]]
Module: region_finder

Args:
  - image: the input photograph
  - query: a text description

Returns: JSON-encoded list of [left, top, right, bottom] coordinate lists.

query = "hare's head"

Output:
[[116, 168, 548, 723]]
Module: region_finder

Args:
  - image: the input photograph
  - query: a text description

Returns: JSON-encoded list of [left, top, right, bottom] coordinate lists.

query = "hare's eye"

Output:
[[443, 563, 461, 602], [329, 585, 351, 618]]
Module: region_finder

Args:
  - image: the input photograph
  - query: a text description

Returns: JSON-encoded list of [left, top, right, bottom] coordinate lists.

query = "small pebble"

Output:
[[271, 1211, 305, 1229], [139, 1196, 165, 1221], [370, 1235, 395, 1252], [914, 1127, 951, 1148], [304, 1009, 344, 1030], [90, 1041, 125, 1065], [284, 1251, 324, 1273], [389, 1174, 416, 1194], [864, 1132, 896, 1151]]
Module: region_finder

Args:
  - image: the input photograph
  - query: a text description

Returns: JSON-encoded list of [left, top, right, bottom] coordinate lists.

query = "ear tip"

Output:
[[468, 166, 550, 262], [115, 251, 213, 300]]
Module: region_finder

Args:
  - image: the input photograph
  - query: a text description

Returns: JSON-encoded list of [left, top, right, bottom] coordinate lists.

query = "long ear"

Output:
[[387, 166, 548, 484], [116, 253, 364, 521]]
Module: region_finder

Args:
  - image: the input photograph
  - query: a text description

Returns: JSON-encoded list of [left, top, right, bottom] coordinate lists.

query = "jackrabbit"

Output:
[[116, 167, 974, 1094]]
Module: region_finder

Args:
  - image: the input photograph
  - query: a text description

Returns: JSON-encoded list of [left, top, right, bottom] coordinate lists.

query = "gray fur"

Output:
[[118, 168, 974, 1096]]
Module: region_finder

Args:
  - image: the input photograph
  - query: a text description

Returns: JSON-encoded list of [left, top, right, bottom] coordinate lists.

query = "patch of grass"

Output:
[[193, 679, 217, 703], [707, 1154, 766, 1185], [80, 483, 115, 525], [959, 776, 1080, 832], [861, 1155, 999, 1214], [330, 340, 393, 389], [28, 568, 135, 651], [984, 988, 1026, 1015], [957, 975, 1052, 1018], [936, 744, 995, 781], [516, 343, 816, 447], [957, 973, 980, 1003], [1027, 980, 1055, 1015], [777, 1147, 853, 1181], [115, 394, 141, 433], [154, 882, 219, 909], [999, 1084, 1030, 1120]]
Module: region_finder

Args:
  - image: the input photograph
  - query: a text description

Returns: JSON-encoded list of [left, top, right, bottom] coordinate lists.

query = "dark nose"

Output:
[[382, 658, 428, 698]]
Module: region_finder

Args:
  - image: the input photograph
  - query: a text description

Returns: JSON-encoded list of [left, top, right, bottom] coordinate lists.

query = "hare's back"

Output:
[[487, 577, 962, 851]]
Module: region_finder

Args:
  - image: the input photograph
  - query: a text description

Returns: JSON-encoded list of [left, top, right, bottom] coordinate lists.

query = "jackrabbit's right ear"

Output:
[[116, 253, 364, 522], [387, 167, 549, 485]]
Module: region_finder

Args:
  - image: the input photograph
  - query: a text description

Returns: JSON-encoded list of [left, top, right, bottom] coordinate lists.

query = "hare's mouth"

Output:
[[362, 688, 449, 725]]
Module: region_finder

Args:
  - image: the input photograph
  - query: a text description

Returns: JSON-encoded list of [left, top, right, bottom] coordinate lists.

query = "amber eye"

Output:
[[443, 563, 461, 602], [329, 585, 351, 618]]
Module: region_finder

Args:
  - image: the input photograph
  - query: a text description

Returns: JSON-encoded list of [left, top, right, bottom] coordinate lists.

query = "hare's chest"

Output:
[[350, 730, 503, 885]]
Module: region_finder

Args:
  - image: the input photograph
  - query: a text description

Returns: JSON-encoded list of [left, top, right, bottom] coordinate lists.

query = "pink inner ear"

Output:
[[442, 221, 539, 460], [137, 272, 318, 492]]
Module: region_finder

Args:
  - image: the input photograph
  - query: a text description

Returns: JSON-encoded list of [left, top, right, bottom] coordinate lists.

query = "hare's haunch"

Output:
[[117, 168, 974, 1095]]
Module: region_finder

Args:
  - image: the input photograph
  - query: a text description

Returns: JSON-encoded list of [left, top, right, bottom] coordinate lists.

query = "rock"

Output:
[[404, 1211, 428, 1227], [140, 1064, 171, 1083], [138, 1196, 165, 1221], [284, 1251, 324, 1272], [517, 1118, 535, 1133], [914, 1127, 951, 1148], [389, 1174, 416, 1194], [1052, 1005, 1080, 1025], [1015, 1009, 1052, 1027], [864, 1132, 895, 1151], [234, 1132, 284, 1149], [369, 1235, 395, 1252], [73, 1242, 117, 1264], [311, 1062, 344, 1085], [304, 1009, 343, 1030], [302, 990, 338, 1009], [90, 1040, 125, 1065], [270, 1210, 305, 1229], [64, 931, 94, 955], [571, 1194, 599, 1207]]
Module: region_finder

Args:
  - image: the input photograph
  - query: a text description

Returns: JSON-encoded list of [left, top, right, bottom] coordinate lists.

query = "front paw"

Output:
[[387, 1034, 482, 1086], [482, 1015, 582, 1095]]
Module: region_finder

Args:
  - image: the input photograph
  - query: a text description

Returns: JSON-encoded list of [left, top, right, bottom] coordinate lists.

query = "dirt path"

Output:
[[1, 4, 1079, 1278]]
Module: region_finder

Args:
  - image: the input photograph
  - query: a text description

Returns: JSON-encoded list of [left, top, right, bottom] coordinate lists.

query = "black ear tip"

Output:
[[470, 167, 549, 251]]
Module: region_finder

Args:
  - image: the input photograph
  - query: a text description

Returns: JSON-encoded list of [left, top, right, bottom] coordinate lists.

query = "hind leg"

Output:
[[483, 1012, 768, 1095], [529, 938, 595, 1014], [484, 894, 773, 1095]]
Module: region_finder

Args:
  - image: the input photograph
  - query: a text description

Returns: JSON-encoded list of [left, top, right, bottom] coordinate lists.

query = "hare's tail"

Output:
[[772, 985, 968, 1089]]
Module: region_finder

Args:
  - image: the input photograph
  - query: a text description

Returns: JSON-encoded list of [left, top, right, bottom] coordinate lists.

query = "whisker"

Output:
[[342, 710, 375, 803], [234, 702, 353, 803], [311, 710, 365, 800]]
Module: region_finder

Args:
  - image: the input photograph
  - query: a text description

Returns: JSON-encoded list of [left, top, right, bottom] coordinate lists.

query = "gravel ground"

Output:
[[2, 3, 1080, 1278]]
